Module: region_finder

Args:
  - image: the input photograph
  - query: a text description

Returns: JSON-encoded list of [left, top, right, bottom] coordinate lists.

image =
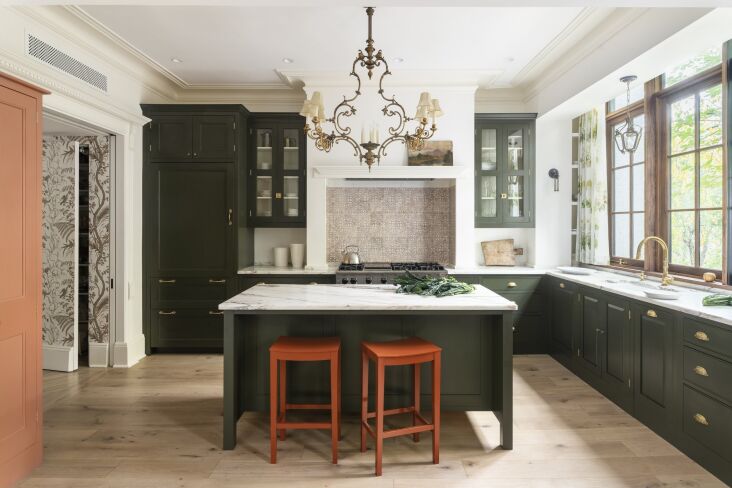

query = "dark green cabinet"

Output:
[[633, 304, 675, 437], [142, 105, 249, 353], [249, 114, 306, 227], [475, 115, 535, 228], [149, 114, 236, 163], [549, 278, 577, 366], [601, 297, 633, 410], [578, 291, 604, 376], [147, 163, 235, 277]]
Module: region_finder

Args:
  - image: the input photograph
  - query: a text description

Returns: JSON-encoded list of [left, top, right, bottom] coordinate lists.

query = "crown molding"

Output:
[[280, 69, 491, 90], [520, 7, 649, 105]]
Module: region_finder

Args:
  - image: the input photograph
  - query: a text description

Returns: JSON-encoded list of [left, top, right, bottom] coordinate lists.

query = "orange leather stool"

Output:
[[269, 336, 341, 464], [360, 337, 441, 476]]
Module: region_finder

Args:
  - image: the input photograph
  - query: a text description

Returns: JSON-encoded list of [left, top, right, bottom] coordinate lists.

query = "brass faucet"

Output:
[[635, 236, 673, 286]]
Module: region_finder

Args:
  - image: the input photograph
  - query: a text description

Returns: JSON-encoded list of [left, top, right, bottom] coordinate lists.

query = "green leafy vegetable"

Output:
[[393, 271, 475, 298], [702, 293, 732, 306]]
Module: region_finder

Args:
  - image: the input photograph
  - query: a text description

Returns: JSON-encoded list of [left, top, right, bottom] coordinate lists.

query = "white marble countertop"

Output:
[[219, 284, 518, 312], [546, 269, 732, 328], [238, 265, 338, 275], [447, 266, 545, 275]]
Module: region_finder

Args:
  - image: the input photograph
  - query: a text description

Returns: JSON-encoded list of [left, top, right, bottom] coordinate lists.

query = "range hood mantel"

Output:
[[312, 165, 467, 180]]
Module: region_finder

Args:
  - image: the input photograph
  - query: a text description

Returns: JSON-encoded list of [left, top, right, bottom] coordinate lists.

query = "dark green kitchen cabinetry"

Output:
[[548, 278, 578, 368], [148, 113, 236, 163], [600, 296, 633, 412], [249, 113, 306, 227], [455, 274, 546, 354], [632, 303, 675, 438], [577, 290, 604, 377], [142, 104, 251, 353], [474, 114, 536, 228]]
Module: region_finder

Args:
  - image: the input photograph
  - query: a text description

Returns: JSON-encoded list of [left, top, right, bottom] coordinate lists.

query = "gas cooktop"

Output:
[[336, 262, 447, 284]]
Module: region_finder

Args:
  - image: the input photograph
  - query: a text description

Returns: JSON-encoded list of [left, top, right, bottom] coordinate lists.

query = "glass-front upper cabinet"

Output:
[[249, 115, 306, 227], [475, 116, 535, 228]]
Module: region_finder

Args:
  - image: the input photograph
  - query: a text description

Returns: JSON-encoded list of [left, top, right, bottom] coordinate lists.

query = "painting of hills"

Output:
[[408, 140, 453, 166]]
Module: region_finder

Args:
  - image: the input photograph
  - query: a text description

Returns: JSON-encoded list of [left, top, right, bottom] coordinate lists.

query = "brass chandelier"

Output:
[[299, 7, 443, 170]]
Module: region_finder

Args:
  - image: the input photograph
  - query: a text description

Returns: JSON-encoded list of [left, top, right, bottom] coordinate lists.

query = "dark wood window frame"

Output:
[[606, 100, 646, 267], [605, 64, 726, 284]]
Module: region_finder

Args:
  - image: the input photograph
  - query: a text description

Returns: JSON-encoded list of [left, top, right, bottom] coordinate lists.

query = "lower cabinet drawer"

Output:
[[152, 277, 229, 304], [151, 308, 223, 348], [683, 385, 732, 463], [479, 275, 542, 294], [683, 317, 732, 360], [684, 346, 732, 404]]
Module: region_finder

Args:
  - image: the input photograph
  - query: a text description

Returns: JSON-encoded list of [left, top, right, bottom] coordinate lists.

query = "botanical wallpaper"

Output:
[[41, 135, 110, 349], [576, 109, 609, 265], [88, 136, 111, 345], [42, 137, 77, 347]]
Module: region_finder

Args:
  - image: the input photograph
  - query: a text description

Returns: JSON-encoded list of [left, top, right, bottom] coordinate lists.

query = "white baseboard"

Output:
[[112, 332, 146, 368], [43, 344, 75, 372], [88, 342, 109, 367]]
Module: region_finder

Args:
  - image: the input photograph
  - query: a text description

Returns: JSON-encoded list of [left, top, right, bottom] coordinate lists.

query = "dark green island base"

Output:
[[221, 309, 514, 451]]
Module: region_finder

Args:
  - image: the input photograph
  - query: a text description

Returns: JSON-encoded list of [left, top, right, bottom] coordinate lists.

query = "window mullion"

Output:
[[694, 91, 701, 268]]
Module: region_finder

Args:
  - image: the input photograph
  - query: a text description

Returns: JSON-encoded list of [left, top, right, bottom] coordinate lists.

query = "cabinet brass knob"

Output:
[[309, 282, 318, 285], [501, 193, 508, 199], [158, 279, 176, 284], [275, 192, 282, 199], [693, 365, 709, 377], [257, 282, 266, 286], [507, 282, 517, 288], [158, 310, 176, 316], [208, 311, 224, 316], [693, 413, 709, 426], [694, 331, 710, 342], [646, 310, 657, 318], [559, 283, 565, 289], [209, 279, 226, 284]]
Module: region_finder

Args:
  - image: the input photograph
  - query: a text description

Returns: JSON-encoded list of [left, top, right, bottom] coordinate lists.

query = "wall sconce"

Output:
[[548, 168, 559, 192]]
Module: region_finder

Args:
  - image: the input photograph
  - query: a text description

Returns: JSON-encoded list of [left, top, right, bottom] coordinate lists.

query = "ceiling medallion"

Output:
[[613, 75, 643, 155], [299, 7, 443, 171]]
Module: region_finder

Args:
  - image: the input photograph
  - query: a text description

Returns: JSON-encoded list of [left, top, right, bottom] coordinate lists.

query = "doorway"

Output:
[[41, 113, 116, 370]]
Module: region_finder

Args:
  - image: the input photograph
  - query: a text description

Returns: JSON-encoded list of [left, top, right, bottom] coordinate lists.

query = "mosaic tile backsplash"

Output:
[[327, 187, 455, 264]]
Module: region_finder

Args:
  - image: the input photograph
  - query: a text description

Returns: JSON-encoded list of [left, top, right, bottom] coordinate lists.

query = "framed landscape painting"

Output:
[[407, 140, 453, 166]]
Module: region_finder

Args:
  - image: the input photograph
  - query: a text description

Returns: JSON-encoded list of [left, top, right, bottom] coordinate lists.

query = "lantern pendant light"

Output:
[[613, 75, 643, 155]]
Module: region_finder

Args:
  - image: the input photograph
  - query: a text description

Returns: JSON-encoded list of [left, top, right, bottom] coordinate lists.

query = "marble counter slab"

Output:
[[447, 266, 546, 275], [546, 269, 732, 328], [237, 265, 338, 275], [219, 284, 517, 312]]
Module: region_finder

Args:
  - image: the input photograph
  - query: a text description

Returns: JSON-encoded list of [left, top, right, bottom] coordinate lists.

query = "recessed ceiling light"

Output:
[[505, 57, 515, 63], [282, 58, 294, 64], [170, 57, 183, 63], [394, 57, 405, 63]]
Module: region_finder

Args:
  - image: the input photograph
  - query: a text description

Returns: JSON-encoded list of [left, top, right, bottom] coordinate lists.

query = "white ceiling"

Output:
[[79, 6, 586, 88]]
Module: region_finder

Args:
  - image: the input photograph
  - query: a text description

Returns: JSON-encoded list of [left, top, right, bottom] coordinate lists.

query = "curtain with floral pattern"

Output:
[[576, 108, 610, 265]]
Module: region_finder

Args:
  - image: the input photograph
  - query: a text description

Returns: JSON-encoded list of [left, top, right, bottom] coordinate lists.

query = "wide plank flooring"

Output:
[[20, 354, 726, 487]]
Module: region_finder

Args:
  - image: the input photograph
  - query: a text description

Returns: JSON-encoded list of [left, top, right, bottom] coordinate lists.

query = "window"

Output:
[[663, 47, 722, 88], [604, 45, 725, 282], [608, 84, 644, 113], [608, 105, 645, 263], [664, 81, 724, 274]]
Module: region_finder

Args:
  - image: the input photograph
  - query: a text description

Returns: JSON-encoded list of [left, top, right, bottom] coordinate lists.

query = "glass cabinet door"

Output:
[[477, 127, 500, 222], [254, 128, 274, 217], [502, 125, 530, 223], [280, 128, 302, 219]]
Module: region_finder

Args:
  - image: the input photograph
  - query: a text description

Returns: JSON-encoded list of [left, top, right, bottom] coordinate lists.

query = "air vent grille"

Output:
[[27, 34, 108, 92]]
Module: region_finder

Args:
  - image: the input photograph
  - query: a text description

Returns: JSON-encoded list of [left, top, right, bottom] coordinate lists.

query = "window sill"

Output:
[[584, 263, 730, 291]]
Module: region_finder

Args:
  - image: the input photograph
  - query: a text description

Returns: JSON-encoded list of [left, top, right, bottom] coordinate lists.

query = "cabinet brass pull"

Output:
[[158, 310, 176, 316], [309, 282, 318, 285], [507, 282, 517, 288], [209, 311, 224, 316], [275, 192, 282, 199], [257, 282, 266, 285], [209, 279, 226, 284], [500, 193, 508, 199], [693, 413, 709, 426], [227, 209, 233, 226], [693, 365, 709, 377], [158, 279, 176, 284], [559, 283, 565, 289], [646, 310, 657, 318], [694, 331, 710, 342]]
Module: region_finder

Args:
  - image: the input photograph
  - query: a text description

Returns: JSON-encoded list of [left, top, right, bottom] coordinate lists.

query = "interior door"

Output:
[[0, 77, 44, 486]]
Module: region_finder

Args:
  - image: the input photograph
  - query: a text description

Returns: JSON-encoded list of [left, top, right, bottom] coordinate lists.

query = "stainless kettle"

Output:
[[341, 245, 361, 264]]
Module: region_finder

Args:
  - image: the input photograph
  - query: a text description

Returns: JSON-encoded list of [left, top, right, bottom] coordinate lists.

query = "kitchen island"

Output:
[[219, 283, 517, 451]]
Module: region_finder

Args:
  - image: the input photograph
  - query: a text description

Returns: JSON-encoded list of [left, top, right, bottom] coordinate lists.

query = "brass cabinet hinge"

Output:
[[233, 144, 236, 152], [233, 122, 236, 130]]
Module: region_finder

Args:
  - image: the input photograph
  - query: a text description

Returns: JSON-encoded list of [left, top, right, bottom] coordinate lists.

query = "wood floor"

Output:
[[19, 354, 726, 487]]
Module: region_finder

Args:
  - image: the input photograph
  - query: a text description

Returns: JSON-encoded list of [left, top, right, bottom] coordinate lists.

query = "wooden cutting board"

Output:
[[481, 239, 516, 266]]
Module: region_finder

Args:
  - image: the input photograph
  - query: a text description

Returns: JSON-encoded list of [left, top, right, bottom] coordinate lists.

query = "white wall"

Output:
[[254, 228, 307, 266]]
